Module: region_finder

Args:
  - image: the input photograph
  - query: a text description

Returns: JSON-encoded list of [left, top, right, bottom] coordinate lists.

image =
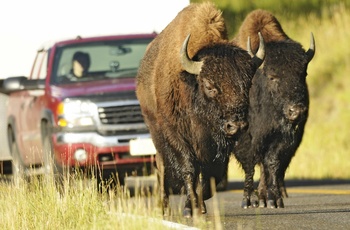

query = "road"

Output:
[[157, 179, 350, 230]]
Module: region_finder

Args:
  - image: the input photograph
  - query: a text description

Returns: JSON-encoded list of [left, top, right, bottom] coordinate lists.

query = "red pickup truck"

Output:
[[0, 33, 157, 188]]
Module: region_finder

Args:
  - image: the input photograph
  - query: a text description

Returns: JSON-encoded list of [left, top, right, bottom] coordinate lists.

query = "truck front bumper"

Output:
[[52, 132, 155, 169]]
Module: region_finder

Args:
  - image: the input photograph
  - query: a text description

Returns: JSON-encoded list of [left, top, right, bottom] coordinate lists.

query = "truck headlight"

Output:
[[57, 99, 97, 128]]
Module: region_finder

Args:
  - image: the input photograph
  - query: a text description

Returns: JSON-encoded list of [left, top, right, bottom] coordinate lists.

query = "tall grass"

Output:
[[0, 175, 172, 230], [0, 173, 213, 229]]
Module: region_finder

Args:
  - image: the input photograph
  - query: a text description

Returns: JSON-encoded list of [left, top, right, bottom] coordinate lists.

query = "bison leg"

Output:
[[199, 173, 230, 212], [278, 160, 291, 199], [197, 174, 216, 215], [233, 153, 257, 208], [264, 161, 284, 209], [273, 157, 292, 207], [279, 176, 289, 198], [267, 186, 284, 208], [155, 153, 171, 216], [257, 163, 267, 207], [241, 166, 258, 208], [196, 180, 207, 215], [183, 174, 201, 218]]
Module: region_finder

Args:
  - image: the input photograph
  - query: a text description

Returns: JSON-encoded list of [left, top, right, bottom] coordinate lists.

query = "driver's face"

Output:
[[73, 60, 84, 77]]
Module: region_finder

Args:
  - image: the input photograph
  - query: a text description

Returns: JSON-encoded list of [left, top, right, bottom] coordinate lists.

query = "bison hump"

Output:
[[163, 2, 228, 59], [234, 9, 289, 52]]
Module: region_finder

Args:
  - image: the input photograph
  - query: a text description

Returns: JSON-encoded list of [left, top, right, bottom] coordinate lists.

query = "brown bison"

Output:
[[136, 3, 265, 217], [231, 9, 315, 208]]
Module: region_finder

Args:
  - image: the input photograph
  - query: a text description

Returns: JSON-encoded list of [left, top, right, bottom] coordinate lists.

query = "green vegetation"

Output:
[[0, 174, 212, 230], [284, 3, 350, 179], [0, 176, 167, 230]]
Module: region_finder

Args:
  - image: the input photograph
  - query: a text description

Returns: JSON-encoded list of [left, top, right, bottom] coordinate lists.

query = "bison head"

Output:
[[179, 34, 265, 138], [252, 33, 315, 126]]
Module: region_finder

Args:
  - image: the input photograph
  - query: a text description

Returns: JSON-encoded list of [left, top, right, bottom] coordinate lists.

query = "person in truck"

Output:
[[68, 51, 91, 80]]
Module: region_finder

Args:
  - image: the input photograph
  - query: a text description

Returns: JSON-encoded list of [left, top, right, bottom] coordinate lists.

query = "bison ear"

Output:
[[203, 78, 218, 98]]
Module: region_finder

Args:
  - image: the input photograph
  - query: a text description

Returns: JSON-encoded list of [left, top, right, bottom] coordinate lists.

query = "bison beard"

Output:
[[231, 9, 315, 209], [136, 3, 264, 217]]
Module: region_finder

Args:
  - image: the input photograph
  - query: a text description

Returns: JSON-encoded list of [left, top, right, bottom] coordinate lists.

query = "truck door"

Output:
[[18, 50, 47, 165]]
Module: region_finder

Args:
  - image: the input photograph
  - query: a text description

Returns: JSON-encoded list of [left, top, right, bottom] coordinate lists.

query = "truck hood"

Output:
[[50, 78, 136, 99]]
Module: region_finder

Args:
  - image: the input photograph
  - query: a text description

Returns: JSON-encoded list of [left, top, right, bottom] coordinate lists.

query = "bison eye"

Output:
[[202, 78, 218, 98], [268, 75, 278, 82]]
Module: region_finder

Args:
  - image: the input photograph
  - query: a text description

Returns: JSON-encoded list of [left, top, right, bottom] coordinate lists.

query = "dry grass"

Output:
[[0, 175, 168, 230], [0, 172, 214, 230]]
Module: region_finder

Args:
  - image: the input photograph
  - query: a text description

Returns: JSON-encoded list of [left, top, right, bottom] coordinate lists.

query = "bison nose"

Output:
[[285, 104, 307, 121], [224, 121, 247, 136]]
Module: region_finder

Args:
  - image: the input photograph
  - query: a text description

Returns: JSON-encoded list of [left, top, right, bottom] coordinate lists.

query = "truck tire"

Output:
[[42, 124, 65, 193], [8, 127, 26, 186]]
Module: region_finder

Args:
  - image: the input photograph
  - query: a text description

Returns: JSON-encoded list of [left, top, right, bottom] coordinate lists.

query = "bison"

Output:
[[136, 2, 265, 217], [231, 9, 315, 208]]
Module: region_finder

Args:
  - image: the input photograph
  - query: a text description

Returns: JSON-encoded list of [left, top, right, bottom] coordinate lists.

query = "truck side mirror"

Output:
[[0, 76, 45, 94], [0, 76, 27, 94]]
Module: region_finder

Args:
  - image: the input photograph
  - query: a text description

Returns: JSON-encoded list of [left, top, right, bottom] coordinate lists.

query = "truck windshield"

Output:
[[51, 38, 152, 84]]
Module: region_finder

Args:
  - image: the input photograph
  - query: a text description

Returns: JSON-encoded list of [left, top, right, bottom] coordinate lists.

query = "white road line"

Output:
[[108, 212, 200, 230]]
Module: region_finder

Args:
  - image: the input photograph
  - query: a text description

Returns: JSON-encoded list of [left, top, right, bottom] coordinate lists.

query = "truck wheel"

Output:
[[42, 135, 64, 193], [8, 127, 26, 186], [10, 141, 26, 186]]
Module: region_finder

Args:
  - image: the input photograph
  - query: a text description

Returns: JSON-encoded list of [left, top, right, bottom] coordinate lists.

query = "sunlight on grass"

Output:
[[0, 175, 169, 230], [0, 172, 214, 230]]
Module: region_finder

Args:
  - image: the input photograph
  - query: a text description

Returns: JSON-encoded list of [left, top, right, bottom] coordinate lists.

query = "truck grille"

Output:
[[98, 104, 144, 125]]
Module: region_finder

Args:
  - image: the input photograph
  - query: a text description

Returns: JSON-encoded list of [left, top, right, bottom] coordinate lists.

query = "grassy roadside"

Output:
[[0, 176, 177, 230], [0, 172, 214, 229], [282, 4, 350, 179]]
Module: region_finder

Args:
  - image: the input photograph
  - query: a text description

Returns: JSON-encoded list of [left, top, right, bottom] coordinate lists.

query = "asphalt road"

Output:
[[160, 179, 350, 230]]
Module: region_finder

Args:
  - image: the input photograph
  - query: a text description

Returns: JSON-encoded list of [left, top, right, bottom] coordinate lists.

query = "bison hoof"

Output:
[[276, 198, 284, 208], [259, 199, 266, 208], [241, 198, 251, 209], [267, 199, 277, 208], [251, 200, 259, 208], [201, 201, 207, 214], [183, 208, 192, 218]]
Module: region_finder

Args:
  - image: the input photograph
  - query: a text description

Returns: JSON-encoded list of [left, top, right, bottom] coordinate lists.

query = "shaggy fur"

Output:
[[136, 3, 262, 217], [232, 9, 288, 51], [232, 9, 315, 208]]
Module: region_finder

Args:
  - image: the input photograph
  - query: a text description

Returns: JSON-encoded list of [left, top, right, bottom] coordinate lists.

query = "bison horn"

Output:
[[306, 32, 315, 62], [247, 36, 254, 57], [180, 34, 203, 75], [247, 32, 265, 68]]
